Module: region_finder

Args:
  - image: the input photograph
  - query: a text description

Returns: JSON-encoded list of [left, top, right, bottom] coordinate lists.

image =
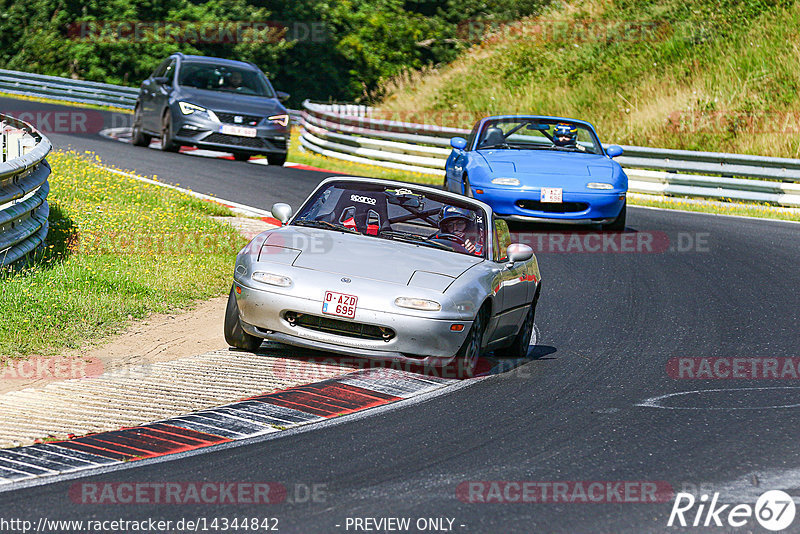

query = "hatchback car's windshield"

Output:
[[293, 182, 487, 257], [178, 62, 275, 97], [476, 118, 601, 154]]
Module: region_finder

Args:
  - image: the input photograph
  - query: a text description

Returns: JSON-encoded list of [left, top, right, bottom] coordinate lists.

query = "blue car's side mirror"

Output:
[[450, 137, 468, 150], [606, 145, 623, 158]]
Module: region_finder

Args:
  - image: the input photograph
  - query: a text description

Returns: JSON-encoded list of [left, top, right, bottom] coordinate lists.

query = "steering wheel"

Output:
[[436, 232, 465, 245]]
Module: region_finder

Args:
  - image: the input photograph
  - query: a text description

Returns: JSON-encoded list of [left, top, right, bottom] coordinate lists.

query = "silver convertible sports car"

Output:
[[224, 177, 542, 374]]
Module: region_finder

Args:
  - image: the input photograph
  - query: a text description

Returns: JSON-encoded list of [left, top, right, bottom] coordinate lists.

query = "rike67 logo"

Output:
[[668, 490, 796, 531]]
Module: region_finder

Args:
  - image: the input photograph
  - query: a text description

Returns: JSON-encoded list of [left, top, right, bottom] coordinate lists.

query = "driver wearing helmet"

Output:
[[553, 122, 584, 151], [431, 206, 479, 254]]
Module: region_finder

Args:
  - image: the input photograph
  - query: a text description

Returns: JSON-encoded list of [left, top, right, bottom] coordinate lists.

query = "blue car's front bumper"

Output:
[[474, 187, 626, 224]]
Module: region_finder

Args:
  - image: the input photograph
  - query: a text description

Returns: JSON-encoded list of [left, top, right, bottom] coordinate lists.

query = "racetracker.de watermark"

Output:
[[667, 357, 800, 379], [0, 357, 103, 380], [66, 20, 329, 44], [456, 480, 674, 503], [2, 110, 106, 135], [666, 110, 800, 134], [509, 231, 711, 254], [456, 19, 672, 44], [69, 482, 292, 505]]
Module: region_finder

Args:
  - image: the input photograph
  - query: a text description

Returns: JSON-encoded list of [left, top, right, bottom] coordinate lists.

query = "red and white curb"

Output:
[[0, 369, 457, 486]]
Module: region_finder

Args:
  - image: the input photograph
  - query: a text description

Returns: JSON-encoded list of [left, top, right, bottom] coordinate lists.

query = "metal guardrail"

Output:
[[0, 69, 139, 109], [0, 114, 51, 266], [0, 69, 304, 125], [300, 101, 800, 207]]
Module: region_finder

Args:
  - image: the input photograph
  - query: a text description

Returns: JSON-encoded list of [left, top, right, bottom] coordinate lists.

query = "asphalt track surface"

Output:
[[2, 96, 800, 533]]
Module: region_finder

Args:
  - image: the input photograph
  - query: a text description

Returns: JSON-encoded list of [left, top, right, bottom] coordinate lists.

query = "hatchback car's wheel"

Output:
[[603, 201, 626, 231], [455, 307, 487, 377], [497, 298, 537, 359], [224, 285, 262, 352], [268, 153, 287, 166], [131, 105, 152, 147], [160, 112, 179, 152], [233, 152, 251, 161]]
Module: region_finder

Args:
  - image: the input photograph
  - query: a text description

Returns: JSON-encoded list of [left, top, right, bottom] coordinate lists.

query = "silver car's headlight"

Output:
[[252, 271, 292, 287], [587, 182, 614, 190], [178, 101, 219, 122], [491, 177, 520, 186], [395, 297, 441, 311]]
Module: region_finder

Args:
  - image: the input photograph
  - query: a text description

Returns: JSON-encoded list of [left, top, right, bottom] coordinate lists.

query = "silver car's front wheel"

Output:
[[224, 285, 262, 352], [455, 307, 486, 377]]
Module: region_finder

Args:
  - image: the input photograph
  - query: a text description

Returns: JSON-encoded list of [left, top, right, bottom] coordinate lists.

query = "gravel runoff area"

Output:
[[0, 217, 365, 447]]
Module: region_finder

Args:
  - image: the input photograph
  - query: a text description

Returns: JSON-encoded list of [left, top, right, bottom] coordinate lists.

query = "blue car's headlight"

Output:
[[491, 177, 520, 186], [178, 101, 219, 122], [586, 182, 614, 190]]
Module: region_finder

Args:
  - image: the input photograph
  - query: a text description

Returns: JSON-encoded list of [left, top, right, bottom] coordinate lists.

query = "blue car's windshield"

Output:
[[178, 62, 275, 97], [476, 118, 601, 154], [293, 182, 487, 258]]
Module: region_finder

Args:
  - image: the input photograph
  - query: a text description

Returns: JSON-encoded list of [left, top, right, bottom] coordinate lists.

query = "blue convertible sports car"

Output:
[[444, 116, 628, 230]]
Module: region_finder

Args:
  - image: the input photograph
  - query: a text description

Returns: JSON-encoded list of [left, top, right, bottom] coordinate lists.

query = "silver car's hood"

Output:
[[271, 227, 482, 285]]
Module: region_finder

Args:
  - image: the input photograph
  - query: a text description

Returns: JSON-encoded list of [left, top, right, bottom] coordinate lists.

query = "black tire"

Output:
[[268, 153, 287, 166], [496, 289, 539, 359], [604, 201, 626, 231], [224, 285, 262, 352], [131, 105, 151, 147], [160, 111, 179, 152], [233, 152, 251, 161], [462, 173, 473, 198], [454, 306, 487, 377]]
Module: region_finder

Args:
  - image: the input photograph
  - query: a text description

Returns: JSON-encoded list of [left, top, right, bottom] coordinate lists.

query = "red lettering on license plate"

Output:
[[322, 291, 358, 319]]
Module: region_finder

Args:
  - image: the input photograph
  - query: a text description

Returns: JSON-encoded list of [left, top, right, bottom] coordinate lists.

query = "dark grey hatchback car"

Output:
[[132, 53, 290, 164]]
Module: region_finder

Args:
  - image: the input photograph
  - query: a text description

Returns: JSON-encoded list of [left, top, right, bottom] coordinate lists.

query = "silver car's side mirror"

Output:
[[505, 243, 533, 267], [271, 203, 293, 225]]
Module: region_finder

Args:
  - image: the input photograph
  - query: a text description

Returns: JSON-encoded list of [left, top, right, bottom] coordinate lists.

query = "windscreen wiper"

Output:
[[378, 229, 455, 251], [478, 143, 511, 150], [294, 219, 360, 234]]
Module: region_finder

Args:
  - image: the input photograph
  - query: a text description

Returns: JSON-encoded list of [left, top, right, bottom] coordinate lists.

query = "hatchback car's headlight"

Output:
[[268, 114, 289, 127], [178, 101, 219, 122], [587, 182, 614, 190], [491, 177, 521, 186], [395, 297, 441, 311], [252, 271, 292, 287]]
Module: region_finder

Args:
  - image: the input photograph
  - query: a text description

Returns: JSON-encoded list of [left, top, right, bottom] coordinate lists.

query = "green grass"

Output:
[[288, 129, 442, 185], [0, 150, 246, 359], [380, 0, 800, 158], [628, 195, 800, 221]]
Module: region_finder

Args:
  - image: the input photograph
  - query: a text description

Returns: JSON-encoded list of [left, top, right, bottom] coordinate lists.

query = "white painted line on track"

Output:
[[636, 386, 800, 410]]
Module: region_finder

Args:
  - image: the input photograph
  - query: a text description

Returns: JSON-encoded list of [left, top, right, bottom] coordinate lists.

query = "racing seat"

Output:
[[480, 127, 505, 147], [338, 207, 382, 235], [319, 190, 389, 235]]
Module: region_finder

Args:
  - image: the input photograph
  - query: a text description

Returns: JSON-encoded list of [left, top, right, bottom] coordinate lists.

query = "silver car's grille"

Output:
[[215, 112, 262, 126], [285, 312, 395, 342]]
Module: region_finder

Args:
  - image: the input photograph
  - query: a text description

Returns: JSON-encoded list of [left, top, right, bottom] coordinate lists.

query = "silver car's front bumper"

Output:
[[235, 282, 472, 366]]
